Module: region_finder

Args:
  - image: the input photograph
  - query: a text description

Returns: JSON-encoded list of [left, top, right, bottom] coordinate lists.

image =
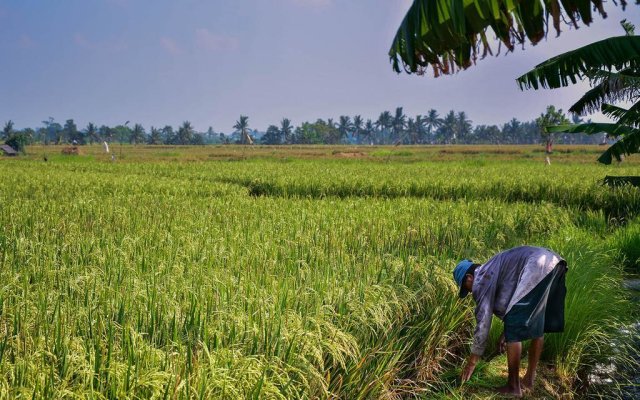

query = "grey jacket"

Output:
[[470, 246, 564, 356]]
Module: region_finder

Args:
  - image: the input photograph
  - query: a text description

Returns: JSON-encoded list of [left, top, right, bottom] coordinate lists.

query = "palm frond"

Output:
[[517, 36, 640, 90], [598, 130, 640, 164], [570, 69, 640, 115], [546, 122, 636, 137], [547, 122, 640, 164], [389, 0, 626, 76]]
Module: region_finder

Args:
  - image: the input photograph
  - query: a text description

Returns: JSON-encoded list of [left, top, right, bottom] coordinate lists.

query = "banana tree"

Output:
[[517, 21, 640, 164], [389, 0, 631, 76]]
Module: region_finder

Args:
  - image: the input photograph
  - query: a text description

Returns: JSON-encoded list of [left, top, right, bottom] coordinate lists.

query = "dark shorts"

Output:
[[504, 262, 568, 343]]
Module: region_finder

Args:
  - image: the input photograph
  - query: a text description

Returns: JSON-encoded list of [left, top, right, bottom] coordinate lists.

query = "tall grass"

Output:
[[0, 158, 634, 398]]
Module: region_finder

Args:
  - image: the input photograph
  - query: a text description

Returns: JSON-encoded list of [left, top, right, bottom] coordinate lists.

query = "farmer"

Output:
[[453, 246, 567, 397]]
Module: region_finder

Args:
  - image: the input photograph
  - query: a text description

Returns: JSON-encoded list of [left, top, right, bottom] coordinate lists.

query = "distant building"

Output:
[[0, 144, 18, 156]]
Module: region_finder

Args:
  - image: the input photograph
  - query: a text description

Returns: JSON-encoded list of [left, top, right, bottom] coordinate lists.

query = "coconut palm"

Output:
[[352, 115, 364, 144], [424, 109, 443, 144], [374, 111, 392, 144], [391, 107, 407, 142], [148, 127, 163, 145], [129, 124, 146, 145], [338, 116, 352, 143], [456, 111, 472, 143], [362, 119, 375, 145], [518, 20, 640, 163], [233, 115, 252, 145], [175, 122, 194, 145], [280, 118, 293, 144], [389, 0, 623, 76], [2, 120, 14, 141], [85, 123, 99, 144]]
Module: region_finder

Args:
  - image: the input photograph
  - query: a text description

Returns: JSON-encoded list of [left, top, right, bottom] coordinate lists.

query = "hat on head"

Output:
[[453, 259, 475, 298]]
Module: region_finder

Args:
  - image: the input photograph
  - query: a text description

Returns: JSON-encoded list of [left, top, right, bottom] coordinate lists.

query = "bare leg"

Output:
[[522, 336, 544, 390], [497, 342, 523, 397]]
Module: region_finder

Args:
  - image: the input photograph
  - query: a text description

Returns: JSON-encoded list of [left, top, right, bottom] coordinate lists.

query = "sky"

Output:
[[2, 1, 640, 133]]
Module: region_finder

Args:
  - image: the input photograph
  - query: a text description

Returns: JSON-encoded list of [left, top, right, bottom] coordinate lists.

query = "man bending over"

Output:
[[453, 246, 567, 397]]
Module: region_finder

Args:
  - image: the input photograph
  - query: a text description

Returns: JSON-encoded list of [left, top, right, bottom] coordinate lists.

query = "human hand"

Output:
[[460, 354, 480, 383]]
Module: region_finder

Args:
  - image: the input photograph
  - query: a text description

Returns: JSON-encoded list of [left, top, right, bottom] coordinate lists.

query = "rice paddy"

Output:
[[0, 145, 638, 399]]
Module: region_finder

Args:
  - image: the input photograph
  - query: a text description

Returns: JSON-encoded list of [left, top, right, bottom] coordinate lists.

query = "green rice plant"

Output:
[[609, 218, 640, 272], [0, 157, 634, 399]]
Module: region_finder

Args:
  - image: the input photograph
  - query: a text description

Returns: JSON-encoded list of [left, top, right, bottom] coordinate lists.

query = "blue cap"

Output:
[[453, 259, 475, 298]]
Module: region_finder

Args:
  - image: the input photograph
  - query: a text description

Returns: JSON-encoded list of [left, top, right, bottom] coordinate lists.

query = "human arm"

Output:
[[460, 353, 481, 382]]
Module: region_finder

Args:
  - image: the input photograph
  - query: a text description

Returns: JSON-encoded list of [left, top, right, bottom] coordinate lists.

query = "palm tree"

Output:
[[389, 0, 621, 77], [338, 115, 352, 143], [362, 119, 375, 145], [440, 110, 457, 144], [233, 116, 252, 145], [2, 120, 14, 141], [414, 115, 427, 144], [375, 111, 392, 144], [352, 115, 364, 144], [148, 126, 163, 144], [456, 111, 472, 143], [280, 118, 293, 144], [130, 124, 146, 145], [518, 20, 640, 163], [85, 122, 99, 144], [391, 107, 407, 142], [177, 121, 194, 145], [424, 109, 443, 144]]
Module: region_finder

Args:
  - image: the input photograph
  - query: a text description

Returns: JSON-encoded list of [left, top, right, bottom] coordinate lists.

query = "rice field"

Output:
[[0, 145, 638, 399]]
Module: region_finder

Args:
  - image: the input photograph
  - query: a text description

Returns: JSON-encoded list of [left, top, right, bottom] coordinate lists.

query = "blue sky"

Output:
[[1, 1, 639, 132]]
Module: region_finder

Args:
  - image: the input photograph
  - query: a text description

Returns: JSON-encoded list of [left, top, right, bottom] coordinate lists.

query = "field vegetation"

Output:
[[0, 145, 638, 398]]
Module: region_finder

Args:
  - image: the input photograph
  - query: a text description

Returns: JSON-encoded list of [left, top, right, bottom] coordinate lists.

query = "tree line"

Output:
[[2, 106, 603, 151]]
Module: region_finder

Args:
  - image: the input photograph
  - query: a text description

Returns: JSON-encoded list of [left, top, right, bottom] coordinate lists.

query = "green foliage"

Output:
[[389, 0, 619, 76], [5, 132, 30, 153], [233, 116, 252, 145], [610, 218, 640, 271], [519, 22, 640, 164]]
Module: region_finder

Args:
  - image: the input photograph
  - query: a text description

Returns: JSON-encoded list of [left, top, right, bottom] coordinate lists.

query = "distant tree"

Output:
[[148, 127, 163, 144], [176, 121, 194, 145], [536, 105, 569, 153], [352, 115, 363, 144], [233, 116, 252, 144], [206, 127, 216, 143], [391, 107, 407, 142], [439, 111, 457, 144], [85, 123, 99, 144], [338, 115, 352, 143], [5, 132, 29, 153], [161, 125, 175, 144], [375, 111, 392, 144], [262, 125, 281, 145], [113, 124, 132, 144], [191, 133, 205, 145], [456, 111, 473, 143], [280, 118, 293, 144], [362, 119, 375, 145], [2, 120, 14, 140], [130, 123, 146, 144], [424, 109, 443, 144], [63, 119, 83, 144], [42, 118, 62, 145]]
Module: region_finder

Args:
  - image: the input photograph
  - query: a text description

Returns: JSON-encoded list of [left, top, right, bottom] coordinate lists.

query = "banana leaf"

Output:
[[389, 0, 625, 76], [570, 69, 640, 115], [516, 35, 640, 90], [546, 122, 640, 164]]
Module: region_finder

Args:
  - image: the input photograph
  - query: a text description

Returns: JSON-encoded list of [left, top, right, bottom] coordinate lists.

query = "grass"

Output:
[[0, 145, 636, 398]]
